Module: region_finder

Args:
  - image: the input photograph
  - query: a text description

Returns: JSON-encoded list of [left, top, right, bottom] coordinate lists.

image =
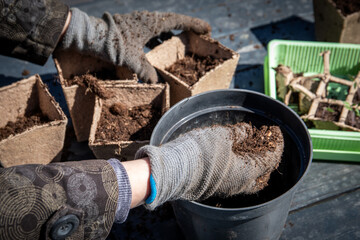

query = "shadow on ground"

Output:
[[233, 64, 264, 93], [251, 15, 315, 48]]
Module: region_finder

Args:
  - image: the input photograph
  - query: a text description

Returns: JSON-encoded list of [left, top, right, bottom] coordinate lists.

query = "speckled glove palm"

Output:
[[135, 123, 284, 210], [60, 8, 211, 83]]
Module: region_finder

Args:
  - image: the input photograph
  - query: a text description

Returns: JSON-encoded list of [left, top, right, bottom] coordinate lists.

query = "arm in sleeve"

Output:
[[0, 0, 69, 65], [0, 159, 132, 240]]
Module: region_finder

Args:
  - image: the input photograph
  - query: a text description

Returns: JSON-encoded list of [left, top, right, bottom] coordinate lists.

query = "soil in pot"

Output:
[[0, 108, 50, 141], [65, 72, 115, 99], [315, 102, 342, 121], [353, 89, 360, 104], [345, 110, 360, 129], [333, 0, 360, 16], [166, 109, 301, 208], [94, 103, 162, 142], [165, 53, 225, 86]]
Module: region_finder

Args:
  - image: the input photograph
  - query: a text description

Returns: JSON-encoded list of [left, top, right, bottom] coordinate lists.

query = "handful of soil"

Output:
[[0, 111, 50, 141], [66, 72, 111, 99], [199, 122, 284, 208], [228, 122, 283, 190], [95, 103, 162, 142], [165, 53, 225, 86]]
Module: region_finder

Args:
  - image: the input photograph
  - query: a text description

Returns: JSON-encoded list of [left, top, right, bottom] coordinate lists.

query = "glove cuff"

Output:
[[135, 138, 202, 210]]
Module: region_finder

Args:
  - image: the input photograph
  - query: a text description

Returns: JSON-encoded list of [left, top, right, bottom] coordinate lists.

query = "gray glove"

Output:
[[135, 123, 284, 210], [60, 8, 211, 83]]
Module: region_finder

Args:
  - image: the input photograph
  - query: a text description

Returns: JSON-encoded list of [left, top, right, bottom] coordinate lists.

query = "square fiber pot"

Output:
[[264, 39, 360, 162], [53, 49, 137, 142], [146, 31, 240, 105], [313, 0, 360, 44], [89, 83, 169, 160], [0, 75, 67, 167]]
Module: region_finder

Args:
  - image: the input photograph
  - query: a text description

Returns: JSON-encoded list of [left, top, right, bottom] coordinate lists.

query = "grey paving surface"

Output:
[[0, 0, 359, 239]]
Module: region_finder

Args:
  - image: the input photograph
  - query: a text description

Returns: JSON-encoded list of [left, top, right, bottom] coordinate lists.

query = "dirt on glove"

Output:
[[165, 53, 225, 86], [0, 110, 50, 141], [228, 123, 282, 156], [95, 103, 161, 142], [227, 122, 284, 191], [66, 72, 112, 99]]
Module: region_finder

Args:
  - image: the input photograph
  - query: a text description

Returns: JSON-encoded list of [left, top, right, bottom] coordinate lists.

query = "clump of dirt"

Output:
[[165, 53, 225, 86], [66, 72, 114, 99], [95, 103, 161, 142], [109, 102, 128, 116], [333, 0, 360, 16], [315, 102, 342, 121], [0, 110, 50, 141], [228, 122, 283, 191], [228, 123, 281, 156]]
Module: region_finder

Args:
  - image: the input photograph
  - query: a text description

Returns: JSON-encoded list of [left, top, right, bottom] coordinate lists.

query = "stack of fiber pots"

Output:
[[150, 90, 312, 240]]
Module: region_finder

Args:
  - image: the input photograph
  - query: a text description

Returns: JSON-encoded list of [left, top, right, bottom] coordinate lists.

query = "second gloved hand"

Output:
[[59, 8, 211, 83], [135, 122, 284, 210]]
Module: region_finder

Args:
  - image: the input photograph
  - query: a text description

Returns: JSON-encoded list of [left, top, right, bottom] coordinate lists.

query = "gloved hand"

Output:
[[135, 123, 284, 210], [59, 8, 211, 83]]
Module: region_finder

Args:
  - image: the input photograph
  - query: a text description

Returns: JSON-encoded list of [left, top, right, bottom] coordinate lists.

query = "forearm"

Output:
[[121, 157, 151, 208], [60, 10, 72, 41]]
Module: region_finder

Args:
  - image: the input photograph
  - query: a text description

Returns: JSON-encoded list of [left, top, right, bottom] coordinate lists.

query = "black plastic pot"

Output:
[[150, 89, 312, 240]]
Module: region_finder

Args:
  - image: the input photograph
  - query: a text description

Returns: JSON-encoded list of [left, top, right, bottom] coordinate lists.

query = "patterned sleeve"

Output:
[[0, 0, 69, 65], [0, 160, 119, 240]]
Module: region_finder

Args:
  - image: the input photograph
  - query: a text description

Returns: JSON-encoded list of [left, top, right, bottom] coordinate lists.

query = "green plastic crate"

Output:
[[264, 39, 360, 162]]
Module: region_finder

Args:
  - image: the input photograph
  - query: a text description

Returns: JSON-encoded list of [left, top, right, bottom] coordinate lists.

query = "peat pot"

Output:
[[150, 90, 312, 240]]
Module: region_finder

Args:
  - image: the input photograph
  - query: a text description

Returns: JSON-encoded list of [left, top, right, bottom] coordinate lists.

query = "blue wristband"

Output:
[[145, 174, 157, 204]]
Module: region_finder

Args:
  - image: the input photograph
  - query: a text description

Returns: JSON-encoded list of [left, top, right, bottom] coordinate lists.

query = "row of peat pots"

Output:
[[0, 31, 239, 167]]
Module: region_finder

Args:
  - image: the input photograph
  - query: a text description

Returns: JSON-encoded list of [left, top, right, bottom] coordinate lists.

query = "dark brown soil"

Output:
[[345, 110, 360, 129], [66, 72, 114, 99], [95, 103, 161, 142], [229, 123, 281, 156], [229, 123, 283, 191], [165, 53, 225, 86], [0, 110, 50, 141], [333, 0, 360, 16], [353, 89, 360, 104], [315, 102, 342, 121]]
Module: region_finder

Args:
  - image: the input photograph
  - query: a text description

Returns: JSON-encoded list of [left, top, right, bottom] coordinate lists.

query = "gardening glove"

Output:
[[135, 122, 284, 210], [59, 8, 211, 83]]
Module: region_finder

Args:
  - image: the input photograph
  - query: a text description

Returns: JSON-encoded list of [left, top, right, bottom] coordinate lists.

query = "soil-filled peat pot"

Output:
[[0, 75, 67, 167], [150, 90, 312, 240], [89, 83, 169, 160], [146, 31, 239, 106], [53, 49, 137, 142], [313, 0, 360, 43]]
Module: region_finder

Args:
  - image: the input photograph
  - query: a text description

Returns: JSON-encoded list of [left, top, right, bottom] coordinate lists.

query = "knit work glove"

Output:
[[135, 123, 284, 210], [60, 8, 211, 83]]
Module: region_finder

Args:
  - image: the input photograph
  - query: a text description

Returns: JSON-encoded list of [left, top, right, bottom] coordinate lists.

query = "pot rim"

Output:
[[151, 89, 313, 211]]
